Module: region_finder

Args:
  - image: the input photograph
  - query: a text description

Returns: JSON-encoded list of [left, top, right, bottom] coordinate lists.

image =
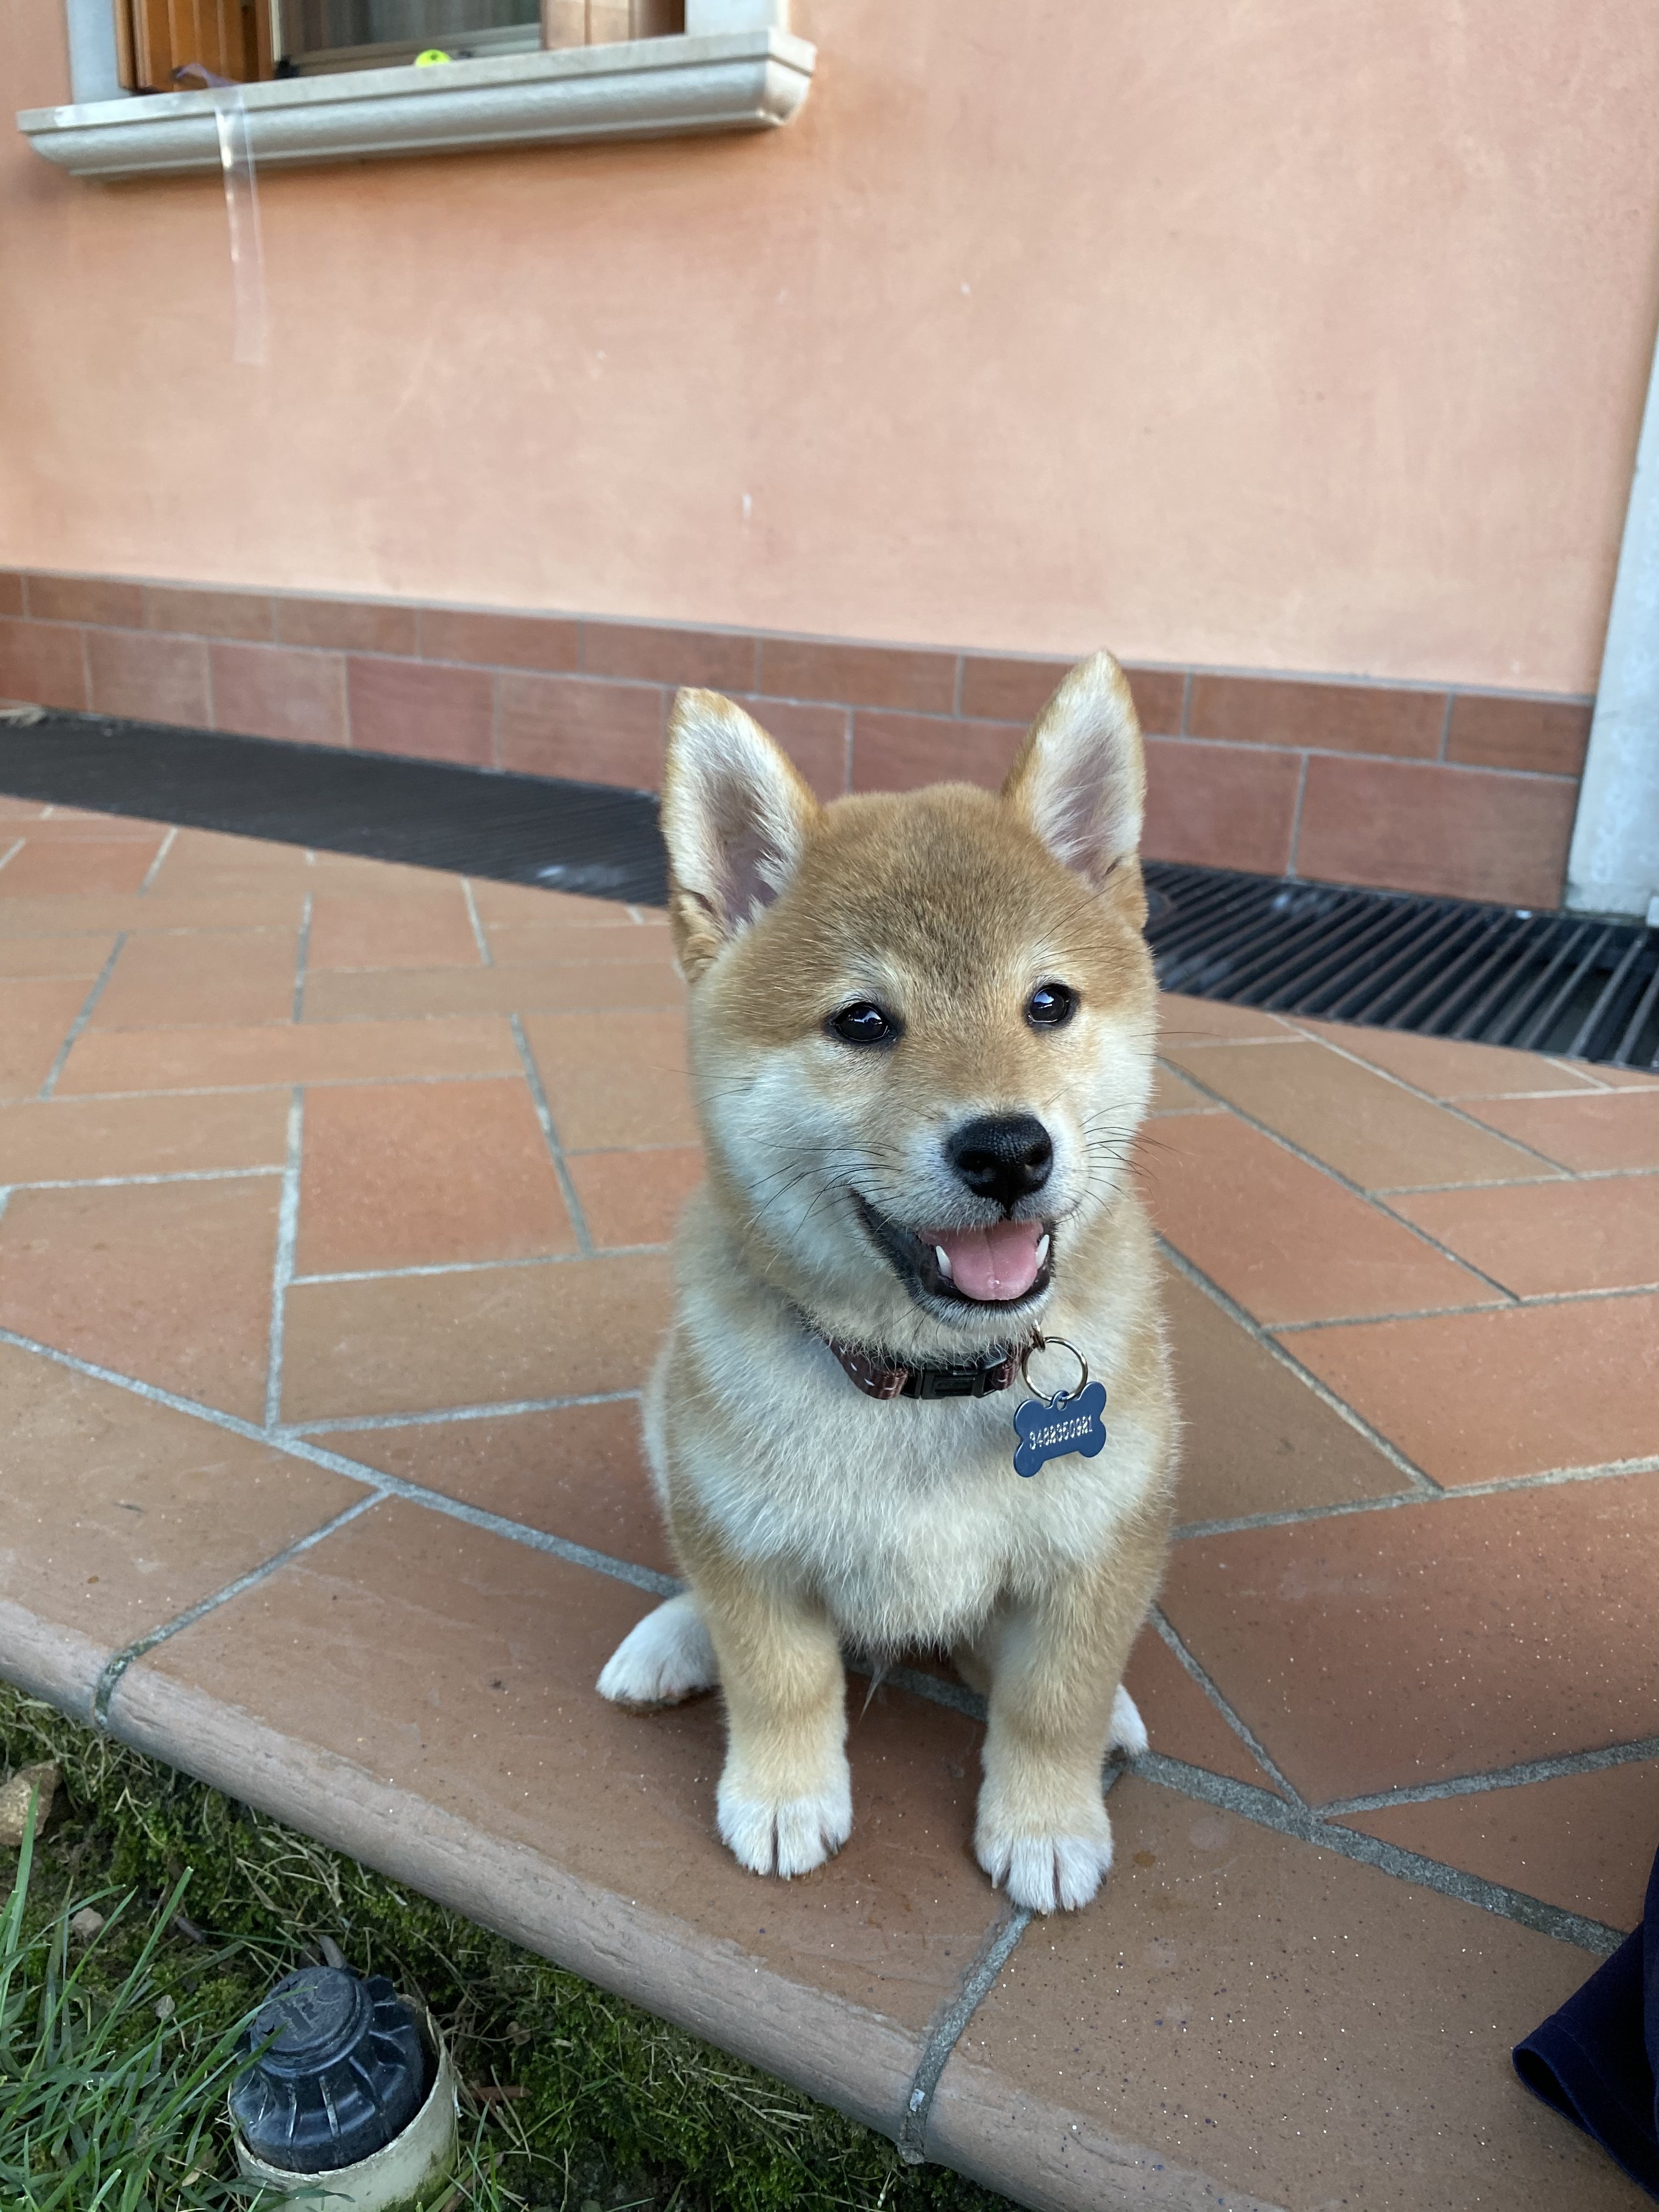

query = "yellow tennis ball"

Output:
[[414, 48, 451, 64]]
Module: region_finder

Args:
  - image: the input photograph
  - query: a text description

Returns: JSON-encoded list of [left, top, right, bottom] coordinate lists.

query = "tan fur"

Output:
[[596, 653, 1177, 1912]]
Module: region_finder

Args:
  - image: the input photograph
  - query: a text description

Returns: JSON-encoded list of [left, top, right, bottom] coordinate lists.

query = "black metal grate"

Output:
[[3, 712, 1655, 1071], [1146, 862, 1659, 1073], [0, 712, 668, 905]]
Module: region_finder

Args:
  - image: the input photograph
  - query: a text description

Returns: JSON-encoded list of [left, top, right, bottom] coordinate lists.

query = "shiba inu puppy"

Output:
[[597, 653, 1176, 1913]]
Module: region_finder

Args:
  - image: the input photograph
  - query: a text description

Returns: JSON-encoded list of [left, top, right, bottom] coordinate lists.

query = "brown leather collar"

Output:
[[823, 1333, 1036, 1402]]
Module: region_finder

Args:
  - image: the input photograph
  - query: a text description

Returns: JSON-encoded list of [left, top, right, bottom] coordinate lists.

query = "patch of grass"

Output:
[[1, 1685, 1010, 2212]]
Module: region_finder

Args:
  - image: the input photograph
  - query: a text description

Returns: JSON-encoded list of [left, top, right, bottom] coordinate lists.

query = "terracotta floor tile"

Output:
[[484, 917, 673, 964], [143, 828, 316, 898], [1, 894, 142, 939], [0, 1090, 290, 1184], [520, 1011, 697, 1150], [1386, 1175, 1659, 1296], [565, 1147, 703, 1249], [55, 1018, 521, 1096], [89, 928, 299, 1030], [1160, 1476, 1659, 1803], [1120, 1624, 1277, 1791], [0, 1340, 362, 1689], [306, 889, 482, 971], [295, 1079, 574, 1276], [1146, 1065, 1216, 1115], [1161, 1035, 1550, 1190], [0, 837, 165, 896], [934, 1774, 1643, 2212], [1294, 1018, 1601, 1101], [0, 977, 91, 1099], [1293, 1294, 1659, 1484], [127, 1499, 1004, 2034], [8, 812, 168, 841], [0, 798, 51, 819], [301, 961, 686, 1024], [1336, 1761, 1659, 1933], [1463, 1088, 1659, 1172], [309, 1401, 676, 1577], [1161, 1265, 1406, 1526], [279, 1250, 673, 1421], [1145, 1111, 1490, 1324], [0, 1177, 278, 1420], [1157, 991, 1302, 1045], [0, 933, 119, 979]]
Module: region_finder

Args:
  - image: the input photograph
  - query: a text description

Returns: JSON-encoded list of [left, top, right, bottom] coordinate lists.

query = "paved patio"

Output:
[[2, 798, 1657, 2212]]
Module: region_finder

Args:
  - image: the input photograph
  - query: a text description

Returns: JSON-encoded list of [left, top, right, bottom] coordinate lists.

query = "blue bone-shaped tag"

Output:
[[1013, 1379, 1109, 1479]]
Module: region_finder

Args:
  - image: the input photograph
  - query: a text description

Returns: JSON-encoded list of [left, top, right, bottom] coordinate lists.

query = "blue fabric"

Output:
[[1513, 1843, 1659, 2199]]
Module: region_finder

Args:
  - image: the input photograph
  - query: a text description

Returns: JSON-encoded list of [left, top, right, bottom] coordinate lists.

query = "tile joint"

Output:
[[37, 931, 126, 1099]]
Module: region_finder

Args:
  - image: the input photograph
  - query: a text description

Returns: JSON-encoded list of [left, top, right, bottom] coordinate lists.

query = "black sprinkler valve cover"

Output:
[[230, 1965, 428, 2172]]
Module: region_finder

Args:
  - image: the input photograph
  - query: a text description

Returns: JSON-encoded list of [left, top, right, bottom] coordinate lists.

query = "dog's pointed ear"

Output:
[[1001, 652, 1146, 891], [662, 687, 821, 978]]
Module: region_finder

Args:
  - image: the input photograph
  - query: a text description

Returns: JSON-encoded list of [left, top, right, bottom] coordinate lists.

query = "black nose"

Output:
[[946, 1114, 1053, 1211]]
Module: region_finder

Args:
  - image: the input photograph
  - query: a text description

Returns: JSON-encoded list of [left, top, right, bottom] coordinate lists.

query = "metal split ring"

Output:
[[1019, 1333, 1089, 1404]]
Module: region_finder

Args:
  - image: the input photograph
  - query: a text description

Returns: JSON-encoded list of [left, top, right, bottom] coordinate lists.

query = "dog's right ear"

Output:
[[661, 688, 821, 979]]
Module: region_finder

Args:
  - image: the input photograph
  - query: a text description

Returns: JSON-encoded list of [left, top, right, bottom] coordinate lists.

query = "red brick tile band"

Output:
[[0, 568, 1592, 910]]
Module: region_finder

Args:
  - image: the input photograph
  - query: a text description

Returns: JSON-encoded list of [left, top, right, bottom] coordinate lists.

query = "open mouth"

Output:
[[853, 1195, 1054, 1310]]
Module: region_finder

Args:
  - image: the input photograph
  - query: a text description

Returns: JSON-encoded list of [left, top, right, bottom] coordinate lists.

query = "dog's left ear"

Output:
[[1001, 652, 1146, 893], [662, 687, 821, 979]]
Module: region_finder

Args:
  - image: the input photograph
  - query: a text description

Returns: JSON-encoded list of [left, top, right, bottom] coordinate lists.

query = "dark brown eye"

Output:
[[828, 1002, 901, 1047], [1026, 983, 1076, 1029]]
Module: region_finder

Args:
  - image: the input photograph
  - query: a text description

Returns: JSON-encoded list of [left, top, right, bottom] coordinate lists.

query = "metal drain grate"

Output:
[[1146, 862, 1659, 1073], [0, 712, 668, 905], [3, 712, 1655, 1071]]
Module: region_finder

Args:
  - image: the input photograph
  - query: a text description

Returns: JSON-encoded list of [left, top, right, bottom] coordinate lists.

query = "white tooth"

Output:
[[1035, 1234, 1051, 1268], [934, 1245, 954, 1280]]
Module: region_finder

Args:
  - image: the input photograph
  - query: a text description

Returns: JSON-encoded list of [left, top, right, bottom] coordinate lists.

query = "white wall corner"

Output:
[[64, 0, 129, 102], [1567, 314, 1659, 918], [685, 0, 789, 30]]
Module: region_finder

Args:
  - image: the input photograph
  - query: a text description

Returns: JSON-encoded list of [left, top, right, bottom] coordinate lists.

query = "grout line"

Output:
[[1160, 1057, 1526, 1305], [462, 878, 494, 965], [286, 1244, 669, 1288], [44, 1073, 548, 1103], [16, 1167, 286, 1192], [1155, 1237, 1440, 1492], [1270, 1282, 1659, 1330], [137, 825, 177, 894], [0, 1187, 12, 1231], [37, 933, 127, 1099], [1150, 1608, 1306, 1806], [899, 1901, 1033, 2163], [510, 1012, 594, 1257], [264, 1089, 303, 1429], [92, 1494, 385, 1726], [1130, 1752, 1625, 1957], [0, 838, 24, 875], [1438, 690, 1455, 761], [281, 1386, 642, 1436], [1318, 1733, 1659, 1818], [291, 891, 313, 1020], [1285, 753, 1309, 878], [1369, 1165, 1659, 1194], [1172, 1453, 1659, 1542], [1178, 670, 1193, 736]]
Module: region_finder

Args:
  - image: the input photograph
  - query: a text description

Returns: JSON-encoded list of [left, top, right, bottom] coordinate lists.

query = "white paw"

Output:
[[596, 1593, 718, 1710], [977, 1813, 1114, 1913], [717, 1765, 853, 1879], [1108, 1684, 1148, 1759]]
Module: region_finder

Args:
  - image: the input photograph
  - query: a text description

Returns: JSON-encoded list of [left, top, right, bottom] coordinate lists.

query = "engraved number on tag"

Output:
[[1012, 1336, 1107, 1479]]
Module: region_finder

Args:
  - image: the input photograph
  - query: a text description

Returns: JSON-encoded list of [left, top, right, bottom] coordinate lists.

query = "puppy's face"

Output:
[[664, 656, 1156, 1355]]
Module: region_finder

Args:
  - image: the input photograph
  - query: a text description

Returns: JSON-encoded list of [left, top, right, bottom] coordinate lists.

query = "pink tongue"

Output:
[[929, 1219, 1043, 1302]]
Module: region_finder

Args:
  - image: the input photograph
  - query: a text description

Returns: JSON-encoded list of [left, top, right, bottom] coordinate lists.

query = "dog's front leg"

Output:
[[971, 1568, 1153, 1914], [693, 1564, 853, 1880]]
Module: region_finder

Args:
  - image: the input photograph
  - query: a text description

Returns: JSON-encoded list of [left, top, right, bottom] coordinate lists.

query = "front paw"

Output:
[[717, 1760, 853, 1879], [976, 1803, 1114, 1912], [597, 1593, 718, 1710]]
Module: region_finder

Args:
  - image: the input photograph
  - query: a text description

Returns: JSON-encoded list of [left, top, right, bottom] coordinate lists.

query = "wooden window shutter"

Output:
[[116, 0, 267, 92]]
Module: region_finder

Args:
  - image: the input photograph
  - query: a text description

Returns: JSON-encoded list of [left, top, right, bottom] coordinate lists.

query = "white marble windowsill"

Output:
[[17, 27, 815, 182]]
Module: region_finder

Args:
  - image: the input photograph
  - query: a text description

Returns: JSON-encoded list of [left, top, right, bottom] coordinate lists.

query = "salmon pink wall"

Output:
[[3, 0, 1658, 691]]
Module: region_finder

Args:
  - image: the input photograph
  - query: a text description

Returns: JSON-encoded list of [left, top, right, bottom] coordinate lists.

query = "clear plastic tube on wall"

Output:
[[210, 87, 267, 366]]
